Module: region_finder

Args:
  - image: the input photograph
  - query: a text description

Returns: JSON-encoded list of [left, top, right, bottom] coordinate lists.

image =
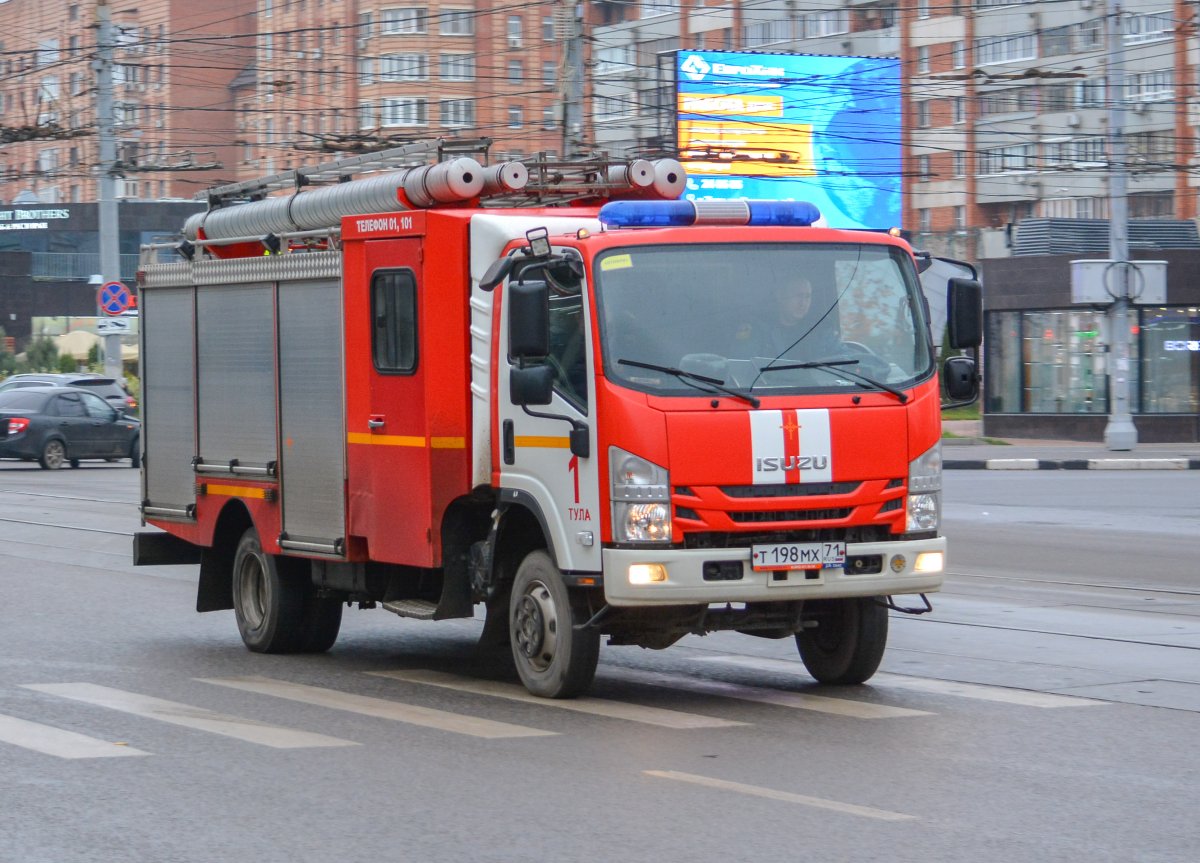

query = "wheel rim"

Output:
[[237, 552, 268, 630], [44, 441, 64, 469], [513, 579, 558, 672]]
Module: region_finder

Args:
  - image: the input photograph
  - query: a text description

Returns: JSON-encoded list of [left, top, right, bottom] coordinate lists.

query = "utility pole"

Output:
[[94, 0, 125, 381], [1103, 0, 1137, 450], [561, 1, 585, 156]]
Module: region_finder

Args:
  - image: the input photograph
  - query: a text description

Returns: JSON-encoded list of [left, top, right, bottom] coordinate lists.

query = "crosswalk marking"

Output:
[[22, 683, 359, 749], [644, 771, 917, 821], [369, 669, 747, 729], [694, 655, 1107, 708], [601, 667, 932, 719], [0, 713, 150, 759], [199, 676, 556, 739]]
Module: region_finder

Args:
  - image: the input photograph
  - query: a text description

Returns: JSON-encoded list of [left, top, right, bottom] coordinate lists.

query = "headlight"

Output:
[[907, 442, 941, 532], [610, 447, 671, 543]]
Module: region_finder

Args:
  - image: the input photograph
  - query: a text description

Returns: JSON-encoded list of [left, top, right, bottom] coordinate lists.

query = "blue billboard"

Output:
[[675, 50, 902, 229]]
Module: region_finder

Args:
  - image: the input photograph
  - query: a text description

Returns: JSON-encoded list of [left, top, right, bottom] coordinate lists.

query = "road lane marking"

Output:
[[694, 655, 1106, 708], [0, 713, 150, 759], [199, 675, 555, 739], [602, 667, 932, 719], [369, 669, 746, 729], [22, 683, 358, 749], [644, 771, 917, 822]]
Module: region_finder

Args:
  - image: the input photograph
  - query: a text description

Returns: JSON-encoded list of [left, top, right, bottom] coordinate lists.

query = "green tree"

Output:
[[87, 342, 101, 369], [57, 353, 78, 373], [25, 338, 59, 372]]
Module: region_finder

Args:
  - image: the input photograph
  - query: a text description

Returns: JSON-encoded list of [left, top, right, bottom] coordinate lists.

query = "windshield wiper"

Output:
[[762, 359, 909, 403], [618, 358, 761, 408]]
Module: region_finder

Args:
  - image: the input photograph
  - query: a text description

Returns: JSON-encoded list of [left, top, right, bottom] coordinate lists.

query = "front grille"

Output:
[[718, 482, 861, 498], [729, 507, 853, 523]]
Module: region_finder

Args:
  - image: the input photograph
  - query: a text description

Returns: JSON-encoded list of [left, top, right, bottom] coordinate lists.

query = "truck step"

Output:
[[381, 599, 438, 620]]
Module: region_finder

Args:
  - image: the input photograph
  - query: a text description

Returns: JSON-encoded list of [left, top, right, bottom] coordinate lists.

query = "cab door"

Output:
[[50, 391, 99, 457], [346, 239, 431, 565], [497, 277, 602, 573]]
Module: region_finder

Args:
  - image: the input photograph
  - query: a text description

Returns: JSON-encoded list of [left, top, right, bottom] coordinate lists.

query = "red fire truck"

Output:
[[133, 139, 981, 698]]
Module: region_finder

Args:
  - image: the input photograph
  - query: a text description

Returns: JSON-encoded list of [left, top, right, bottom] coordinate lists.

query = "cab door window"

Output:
[[547, 290, 587, 411], [372, 270, 417, 373]]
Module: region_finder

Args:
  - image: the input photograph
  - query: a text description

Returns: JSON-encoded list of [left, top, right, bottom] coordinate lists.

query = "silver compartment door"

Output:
[[141, 285, 197, 515], [278, 279, 346, 550], [196, 282, 277, 470]]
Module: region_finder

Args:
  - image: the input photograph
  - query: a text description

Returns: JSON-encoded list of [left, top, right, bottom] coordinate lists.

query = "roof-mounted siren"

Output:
[[183, 157, 488, 242]]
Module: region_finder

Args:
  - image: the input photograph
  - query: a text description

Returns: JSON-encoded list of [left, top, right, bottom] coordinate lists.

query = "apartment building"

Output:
[[588, 0, 1196, 260], [233, 0, 567, 180], [0, 0, 255, 205]]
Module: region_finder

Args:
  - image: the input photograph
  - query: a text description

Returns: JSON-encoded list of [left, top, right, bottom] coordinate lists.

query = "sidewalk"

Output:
[[941, 420, 1200, 470]]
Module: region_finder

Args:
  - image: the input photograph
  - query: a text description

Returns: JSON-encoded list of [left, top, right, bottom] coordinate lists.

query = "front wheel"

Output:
[[796, 597, 888, 684], [509, 550, 600, 699]]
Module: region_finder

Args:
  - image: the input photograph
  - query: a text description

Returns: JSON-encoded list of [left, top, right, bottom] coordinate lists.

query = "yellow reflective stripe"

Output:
[[206, 484, 270, 499], [347, 433, 466, 449], [515, 435, 571, 449], [347, 433, 426, 447]]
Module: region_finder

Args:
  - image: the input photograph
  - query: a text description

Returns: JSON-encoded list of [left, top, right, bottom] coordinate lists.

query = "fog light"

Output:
[[629, 564, 668, 585], [914, 551, 944, 573], [889, 555, 907, 573]]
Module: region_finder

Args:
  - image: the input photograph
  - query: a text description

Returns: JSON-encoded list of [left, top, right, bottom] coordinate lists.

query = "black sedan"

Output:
[[0, 386, 140, 469]]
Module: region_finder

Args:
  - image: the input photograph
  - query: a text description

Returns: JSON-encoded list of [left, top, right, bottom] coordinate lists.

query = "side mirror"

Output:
[[942, 355, 978, 402], [947, 278, 983, 349], [510, 365, 554, 406], [508, 279, 549, 359]]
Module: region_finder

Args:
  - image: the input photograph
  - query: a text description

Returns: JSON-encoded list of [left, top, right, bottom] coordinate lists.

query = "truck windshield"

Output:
[[594, 241, 933, 398]]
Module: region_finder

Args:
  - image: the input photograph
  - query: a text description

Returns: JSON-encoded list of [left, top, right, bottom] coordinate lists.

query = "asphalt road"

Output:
[[0, 465, 1196, 863]]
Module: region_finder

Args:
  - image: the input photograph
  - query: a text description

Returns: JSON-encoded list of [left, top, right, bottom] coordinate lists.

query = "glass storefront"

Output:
[[986, 306, 1199, 415]]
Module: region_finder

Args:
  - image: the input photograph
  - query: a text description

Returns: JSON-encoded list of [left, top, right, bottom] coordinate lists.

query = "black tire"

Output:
[[39, 439, 67, 470], [232, 528, 307, 653], [70, 458, 81, 469], [509, 549, 600, 698], [796, 597, 889, 685], [297, 578, 343, 654], [129, 437, 141, 469]]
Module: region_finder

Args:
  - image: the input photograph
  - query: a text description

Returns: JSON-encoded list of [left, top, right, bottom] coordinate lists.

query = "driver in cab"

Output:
[[733, 277, 840, 361]]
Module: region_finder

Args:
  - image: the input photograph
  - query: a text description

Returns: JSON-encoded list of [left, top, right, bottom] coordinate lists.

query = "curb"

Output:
[[945, 458, 1200, 471]]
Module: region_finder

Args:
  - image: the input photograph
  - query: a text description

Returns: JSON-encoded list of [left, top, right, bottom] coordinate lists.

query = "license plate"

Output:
[[751, 541, 846, 572]]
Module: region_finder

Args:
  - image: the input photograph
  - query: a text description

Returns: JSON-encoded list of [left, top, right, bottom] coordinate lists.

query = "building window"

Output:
[[952, 41, 966, 68], [543, 16, 554, 41], [439, 53, 475, 81], [954, 206, 966, 231], [380, 54, 428, 81], [642, 0, 672, 18], [380, 7, 426, 35], [952, 97, 965, 123], [440, 98, 475, 127], [744, 19, 792, 47], [506, 15, 522, 47], [917, 155, 931, 178], [381, 98, 428, 126], [439, 8, 474, 35], [974, 34, 1037, 66], [954, 151, 966, 177], [916, 101, 930, 128], [1124, 10, 1173, 43], [507, 59, 524, 84], [978, 144, 1036, 174], [507, 105, 523, 128], [543, 104, 557, 130], [917, 46, 930, 74], [918, 209, 931, 233], [805, 10, 849, 38], [542, 60, 556, 87], [1140, 307, 1200, 412], [917, 0, 930, 18]]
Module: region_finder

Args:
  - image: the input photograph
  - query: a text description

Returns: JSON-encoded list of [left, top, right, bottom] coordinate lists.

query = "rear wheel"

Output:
[[509, 550, 600, 698], [39, 439, 66, 470], [129, 437, 141, 469], [796, 597, 888, 684], [231, 528, 342, 653]]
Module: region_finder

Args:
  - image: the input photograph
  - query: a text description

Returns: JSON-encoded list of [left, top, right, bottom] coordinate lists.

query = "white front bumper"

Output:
[[601, 537, 946, 606]]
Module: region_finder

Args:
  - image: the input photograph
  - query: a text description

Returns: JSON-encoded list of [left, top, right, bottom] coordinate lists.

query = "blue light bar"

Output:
[[599, 199, 822, 228]]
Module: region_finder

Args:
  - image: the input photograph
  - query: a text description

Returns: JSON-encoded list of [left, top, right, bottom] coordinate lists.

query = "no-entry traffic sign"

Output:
[[98, 281, 132, 316]]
